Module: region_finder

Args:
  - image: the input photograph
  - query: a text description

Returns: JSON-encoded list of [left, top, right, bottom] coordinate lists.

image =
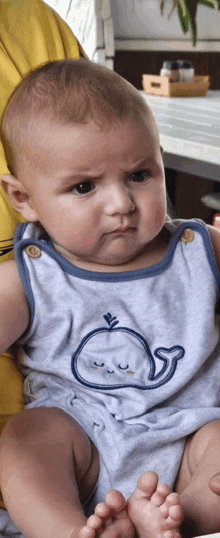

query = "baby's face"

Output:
[[17, 115, 166, 271]]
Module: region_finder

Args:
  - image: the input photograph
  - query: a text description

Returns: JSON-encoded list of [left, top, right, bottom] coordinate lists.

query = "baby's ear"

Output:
[[1, 174, 38, 222]]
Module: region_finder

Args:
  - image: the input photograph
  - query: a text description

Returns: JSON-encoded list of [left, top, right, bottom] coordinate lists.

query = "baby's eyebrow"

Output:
[[128, 156, 155, 171], [57, 156, 156, 187], [58, 170, 103, 185]]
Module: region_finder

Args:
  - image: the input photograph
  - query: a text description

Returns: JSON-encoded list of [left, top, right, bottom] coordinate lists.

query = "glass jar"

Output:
[[178, 60, 194, 82], [160, 61, 179, 82]]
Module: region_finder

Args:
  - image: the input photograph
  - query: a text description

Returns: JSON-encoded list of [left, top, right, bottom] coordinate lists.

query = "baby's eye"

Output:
[[130, 169, 151, 183], [73, 181, 95, 195], [94, 362, 105, 367], [118, 364, 129, 370]]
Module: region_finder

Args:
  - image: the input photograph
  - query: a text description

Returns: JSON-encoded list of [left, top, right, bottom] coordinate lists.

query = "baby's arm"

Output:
[[0, 260, 29, 354], [0, 262, 98, 538]]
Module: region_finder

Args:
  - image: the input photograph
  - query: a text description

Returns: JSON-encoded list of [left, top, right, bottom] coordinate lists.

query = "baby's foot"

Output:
[[128, 471, 184, 538], [79, 489, 135, 538]]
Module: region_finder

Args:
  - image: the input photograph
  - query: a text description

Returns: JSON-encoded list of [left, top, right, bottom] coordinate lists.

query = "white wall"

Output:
[[111, 0, 220, 51], [45, 0, 220, 53], [45, 0, 98, 59], [45, 0, 114, 66]]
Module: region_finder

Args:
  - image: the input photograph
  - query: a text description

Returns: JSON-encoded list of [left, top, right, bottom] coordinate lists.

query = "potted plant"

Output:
[[160, 0, 220, 45]]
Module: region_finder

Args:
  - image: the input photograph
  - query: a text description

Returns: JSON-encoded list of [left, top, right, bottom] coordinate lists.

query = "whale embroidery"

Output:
[[71, 313, 185, 390]]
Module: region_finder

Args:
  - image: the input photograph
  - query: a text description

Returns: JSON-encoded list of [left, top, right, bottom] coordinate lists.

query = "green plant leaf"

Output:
[[199, 0, 220, 8], [177, 1, 189, 33], [160, 0, 165, 15], [160, 0, 220, 45], [186, 0, 198, 45], [176, 0, 198, 45]]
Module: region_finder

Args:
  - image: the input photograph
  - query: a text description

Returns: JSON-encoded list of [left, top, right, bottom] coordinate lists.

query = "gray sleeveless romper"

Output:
[[15, 219, 220, 513]]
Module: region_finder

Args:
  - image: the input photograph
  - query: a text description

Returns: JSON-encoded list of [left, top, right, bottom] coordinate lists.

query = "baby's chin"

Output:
[[75, 251, 147, 273], [53, 240, 148, 272]]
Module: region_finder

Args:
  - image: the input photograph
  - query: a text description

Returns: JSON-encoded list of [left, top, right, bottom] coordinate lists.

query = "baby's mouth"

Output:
[[109, 227, 136, 235]]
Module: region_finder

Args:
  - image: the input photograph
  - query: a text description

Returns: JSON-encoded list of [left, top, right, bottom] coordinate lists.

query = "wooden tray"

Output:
[[142, 74, 210, 97]]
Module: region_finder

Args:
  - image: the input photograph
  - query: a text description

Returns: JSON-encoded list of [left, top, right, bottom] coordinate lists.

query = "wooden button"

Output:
[[25, 245, 42, 258], [180, 228, 195, 243]]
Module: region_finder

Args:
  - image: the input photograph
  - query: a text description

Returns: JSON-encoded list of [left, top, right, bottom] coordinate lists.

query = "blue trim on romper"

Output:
[[14, 220, 220, 333], [50, 221, 220, 290], [187, 220, 220, 297]]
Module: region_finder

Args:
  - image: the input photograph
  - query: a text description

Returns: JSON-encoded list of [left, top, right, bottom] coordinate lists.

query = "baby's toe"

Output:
[[105, 489, 126, 512], [95, 502, 112, 518], [78, 525, 96, 538], [87, 513, 103, 529], [134, 470, 160, 501], [168, 503, 184, 524], [165, 492, 180, 508], [151, 483, 172, 507]]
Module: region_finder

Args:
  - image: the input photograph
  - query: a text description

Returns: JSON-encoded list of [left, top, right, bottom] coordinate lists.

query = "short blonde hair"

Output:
[[1, 59, 153, 175]]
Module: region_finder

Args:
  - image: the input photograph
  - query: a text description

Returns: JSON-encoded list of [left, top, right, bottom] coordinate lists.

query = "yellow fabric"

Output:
[[0, 0, 86, 473]]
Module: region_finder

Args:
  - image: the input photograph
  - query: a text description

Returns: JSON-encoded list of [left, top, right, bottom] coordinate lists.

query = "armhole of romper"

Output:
[[199, 221, 220, 313], [190, 219, 220, 296], [168, 219, 220, 298]]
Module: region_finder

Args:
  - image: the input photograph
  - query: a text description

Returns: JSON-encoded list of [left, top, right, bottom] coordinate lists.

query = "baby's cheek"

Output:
[[79, 230, 98, 249]]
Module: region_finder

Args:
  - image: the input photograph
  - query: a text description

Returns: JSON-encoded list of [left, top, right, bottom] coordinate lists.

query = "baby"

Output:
[[1, 59, 220, 538]]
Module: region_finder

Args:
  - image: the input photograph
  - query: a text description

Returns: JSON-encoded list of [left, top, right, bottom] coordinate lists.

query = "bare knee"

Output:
[[0, 407, 99, 502], [1, 406, 84, 439], [1, 407, 89, 452], [176, 421, 220, 537], [186, 420, 220, 470], [176, 420, 220, 494]]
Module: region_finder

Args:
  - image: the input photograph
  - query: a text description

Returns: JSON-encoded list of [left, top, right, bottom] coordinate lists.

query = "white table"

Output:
[[195, 535, 220, 538], [140, 90, 220, 183]]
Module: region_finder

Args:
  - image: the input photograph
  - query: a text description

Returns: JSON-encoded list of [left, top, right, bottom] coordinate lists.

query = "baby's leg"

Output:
[[0, 407, 135, 538], [0, 407, 99, 538], [175, 419, 220, 537], [128, 471, 183, 538]]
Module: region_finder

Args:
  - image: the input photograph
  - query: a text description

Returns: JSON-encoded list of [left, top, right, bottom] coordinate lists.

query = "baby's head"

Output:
[[1, 60, 166, 270], [1, 59, 157, 177]]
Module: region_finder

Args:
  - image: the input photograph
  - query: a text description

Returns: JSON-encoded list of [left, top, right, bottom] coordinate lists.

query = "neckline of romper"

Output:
[[15, 219, 204, 283]]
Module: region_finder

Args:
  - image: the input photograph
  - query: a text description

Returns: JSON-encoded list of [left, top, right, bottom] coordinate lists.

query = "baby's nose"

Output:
[[105, 185, 135, 215]]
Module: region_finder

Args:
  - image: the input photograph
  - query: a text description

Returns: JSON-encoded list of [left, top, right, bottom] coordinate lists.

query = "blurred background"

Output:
[[44, 0, 220, 223]]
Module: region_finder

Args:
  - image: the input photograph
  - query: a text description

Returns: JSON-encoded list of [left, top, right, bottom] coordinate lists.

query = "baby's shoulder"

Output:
[[0, 258, 28, 311], [0, 259, 30, 352], [0, 258, 20, 286]]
